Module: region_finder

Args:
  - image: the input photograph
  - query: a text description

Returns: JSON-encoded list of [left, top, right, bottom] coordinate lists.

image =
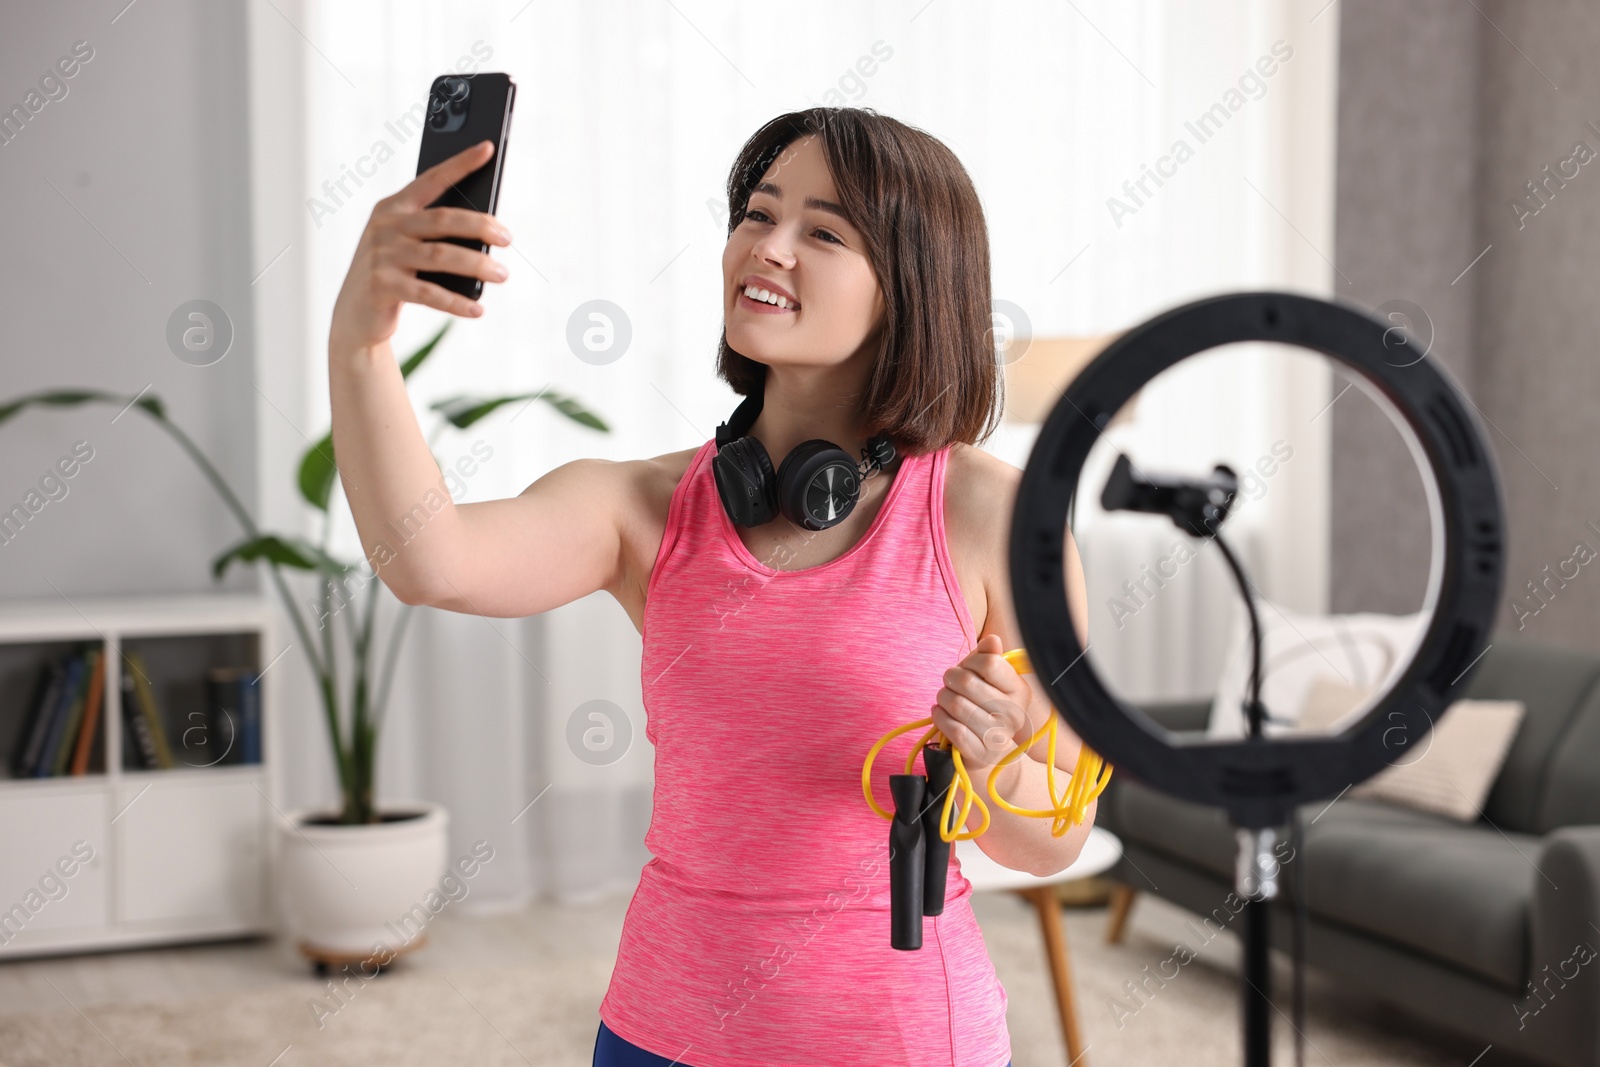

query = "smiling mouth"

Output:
[[738, 283, 799, 312]]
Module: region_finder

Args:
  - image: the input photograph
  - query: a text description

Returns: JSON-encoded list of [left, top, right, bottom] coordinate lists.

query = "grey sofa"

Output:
[[1098, 636, 1600, 1067]]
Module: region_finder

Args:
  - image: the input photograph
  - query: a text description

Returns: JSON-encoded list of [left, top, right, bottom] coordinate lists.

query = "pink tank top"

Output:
[[598, 437, 1011, 1067]]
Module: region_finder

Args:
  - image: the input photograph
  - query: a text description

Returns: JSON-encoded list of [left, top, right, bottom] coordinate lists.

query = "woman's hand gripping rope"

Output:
[[861, 637, 1112, 841]]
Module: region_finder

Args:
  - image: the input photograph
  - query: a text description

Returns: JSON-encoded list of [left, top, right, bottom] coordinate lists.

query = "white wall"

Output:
[[0, 2, 258, 601]]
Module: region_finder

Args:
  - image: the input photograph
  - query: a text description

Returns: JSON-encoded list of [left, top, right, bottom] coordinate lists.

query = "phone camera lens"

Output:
[[427, 77, 472, 132]]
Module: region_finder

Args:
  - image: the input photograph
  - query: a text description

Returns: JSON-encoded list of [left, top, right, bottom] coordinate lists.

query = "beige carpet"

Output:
[[0, 892, 1489, 1067]]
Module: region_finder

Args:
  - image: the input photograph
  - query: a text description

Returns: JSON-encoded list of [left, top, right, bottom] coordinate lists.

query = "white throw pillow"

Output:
[[1205, 603, 1426, 740], [1349, 699, 1526, 821]]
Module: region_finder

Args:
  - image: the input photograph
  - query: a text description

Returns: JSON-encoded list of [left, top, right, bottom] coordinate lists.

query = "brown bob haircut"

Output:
[[715, 107, 1003, 456]]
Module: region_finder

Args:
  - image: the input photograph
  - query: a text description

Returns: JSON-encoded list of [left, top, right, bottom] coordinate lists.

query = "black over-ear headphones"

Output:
[[712, 373, 898, 532]]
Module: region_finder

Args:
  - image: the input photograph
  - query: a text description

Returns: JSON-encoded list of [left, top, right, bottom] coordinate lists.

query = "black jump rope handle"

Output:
[[888, 745, 961, 950], [888, 774, 926, 951], [920, 745, 956, 917]]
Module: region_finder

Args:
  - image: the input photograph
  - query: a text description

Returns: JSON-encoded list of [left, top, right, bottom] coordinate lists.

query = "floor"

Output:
[[0, 887, 1535, 1067]]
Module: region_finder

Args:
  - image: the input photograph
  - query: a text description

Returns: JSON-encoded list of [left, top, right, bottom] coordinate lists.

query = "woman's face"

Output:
[[721, 133, 886, 371]]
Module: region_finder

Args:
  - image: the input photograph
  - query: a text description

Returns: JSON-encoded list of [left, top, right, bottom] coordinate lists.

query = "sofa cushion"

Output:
[[1108, 779, 1534, 989], [1458, 638, 1600, 833], [1300, 797, 1535, 990], [1346, 698, 1526, 821], [1534, 679, 1600, 832]]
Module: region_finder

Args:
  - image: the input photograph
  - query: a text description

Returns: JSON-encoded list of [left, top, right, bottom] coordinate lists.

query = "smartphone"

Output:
[[413, 72, 516, 300]]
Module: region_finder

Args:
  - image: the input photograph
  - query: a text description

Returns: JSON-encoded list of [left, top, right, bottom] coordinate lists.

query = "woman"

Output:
[[329, 106, 1092, 1067]]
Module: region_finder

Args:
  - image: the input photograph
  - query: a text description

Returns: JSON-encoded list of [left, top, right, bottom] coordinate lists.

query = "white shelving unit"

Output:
[[0, 593, 281, 959]]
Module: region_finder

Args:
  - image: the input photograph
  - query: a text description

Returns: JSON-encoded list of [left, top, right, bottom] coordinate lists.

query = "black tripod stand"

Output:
[[1103, 454, 1308, 1067]]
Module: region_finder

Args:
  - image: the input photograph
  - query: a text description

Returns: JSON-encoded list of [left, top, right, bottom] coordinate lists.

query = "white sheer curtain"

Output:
[[268, 0, 1339, 906]]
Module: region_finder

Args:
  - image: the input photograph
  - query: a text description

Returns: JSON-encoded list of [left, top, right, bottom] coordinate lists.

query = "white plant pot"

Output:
[[276, 800, 450, 958]]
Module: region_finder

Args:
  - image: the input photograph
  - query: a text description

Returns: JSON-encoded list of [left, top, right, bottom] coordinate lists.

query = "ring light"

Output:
[[1008, 291, 1505, 1067], [1010, 290, 1506, 830]]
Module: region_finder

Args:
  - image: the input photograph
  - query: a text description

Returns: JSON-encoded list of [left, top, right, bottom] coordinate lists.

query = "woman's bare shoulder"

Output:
[[630, 444, 704, 509], [532, 444, 701, 537], [944, 442, 1022, 509], [942, 443, 1024, 566], [609, 443, 705, 555]]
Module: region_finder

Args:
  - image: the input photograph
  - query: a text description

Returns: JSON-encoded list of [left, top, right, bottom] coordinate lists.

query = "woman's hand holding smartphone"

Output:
[[328, 140, 512, 356], [326, 75, 517, 609]]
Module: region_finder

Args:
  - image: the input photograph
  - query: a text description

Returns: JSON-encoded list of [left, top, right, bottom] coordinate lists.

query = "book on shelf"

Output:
[[204, 667, 240, 765], [70, 650, 106, 776], [11, 654, 66, 778], [241, 668, 260, 764], [33, 652, 84, 778], [51, 647, 101, 776], [121, 650, 173, 770], [120, 668, 160, 770], [120, 671, 151, 771]]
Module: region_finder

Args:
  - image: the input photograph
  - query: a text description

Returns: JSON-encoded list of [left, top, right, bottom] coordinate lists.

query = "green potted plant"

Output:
[[0, 321, 609, 967]]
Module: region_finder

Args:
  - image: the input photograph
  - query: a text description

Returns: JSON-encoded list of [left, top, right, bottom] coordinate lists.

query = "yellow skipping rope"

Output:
[[861, 647, 1112, 842]]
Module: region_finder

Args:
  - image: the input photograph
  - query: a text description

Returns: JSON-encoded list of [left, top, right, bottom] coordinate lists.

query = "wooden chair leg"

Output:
[[1105, 884, 1137, 945], [1017, 886, 1087, 1067]]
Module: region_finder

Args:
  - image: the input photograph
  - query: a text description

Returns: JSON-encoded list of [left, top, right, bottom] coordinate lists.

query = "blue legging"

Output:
[[593, 1020, 689, 1065], [593, 1020, 1011, 1066]]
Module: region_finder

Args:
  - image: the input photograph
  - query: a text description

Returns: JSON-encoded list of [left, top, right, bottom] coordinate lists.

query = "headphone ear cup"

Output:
[[776, 439, 861, 531], [713, 437, 778, 526]]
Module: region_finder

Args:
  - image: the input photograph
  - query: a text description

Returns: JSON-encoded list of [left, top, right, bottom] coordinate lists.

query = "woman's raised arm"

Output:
[[327, 140, 630, 619]]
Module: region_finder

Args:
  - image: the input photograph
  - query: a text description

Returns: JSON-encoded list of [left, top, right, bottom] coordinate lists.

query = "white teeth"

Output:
[[743, 284, 795, 309]]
